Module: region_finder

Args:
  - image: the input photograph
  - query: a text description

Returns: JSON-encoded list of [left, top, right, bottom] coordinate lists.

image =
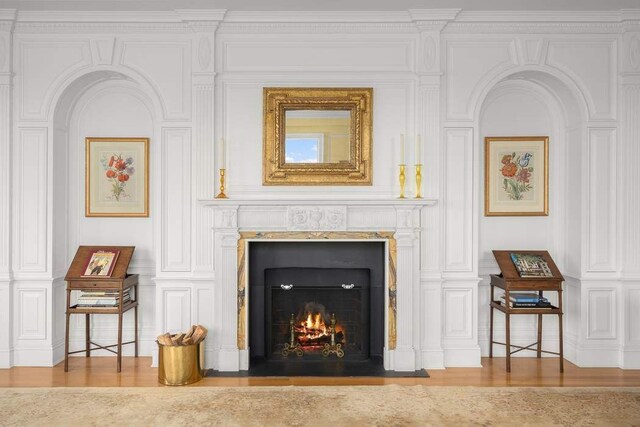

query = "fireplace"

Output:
[[248, 241, 385, 375]]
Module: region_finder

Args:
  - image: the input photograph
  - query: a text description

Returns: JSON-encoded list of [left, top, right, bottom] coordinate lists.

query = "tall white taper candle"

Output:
[[400, 134, 405, 164], [221, 137, 226, 169], [416, 134, 421, 163]]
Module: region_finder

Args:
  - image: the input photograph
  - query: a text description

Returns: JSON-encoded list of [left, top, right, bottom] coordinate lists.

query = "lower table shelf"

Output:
[[490, 301, 561, 315]]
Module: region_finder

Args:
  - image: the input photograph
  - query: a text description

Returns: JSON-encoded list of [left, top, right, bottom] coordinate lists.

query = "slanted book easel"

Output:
[[489, 250, 564, 373], [64, 246, 138, 372]]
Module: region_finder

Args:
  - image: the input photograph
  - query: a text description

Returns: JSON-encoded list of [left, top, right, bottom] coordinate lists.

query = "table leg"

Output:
[[489, 307, 494, 358], [558, 289, 564, 373], [505, 312, 511, 373], [117, 312, 123, 373], [64, 289, 71, 372], [537, 313, 543, 358], [134, 302, 139, 358], [489, 285, 494, 358], [85, 313, 90, 357]]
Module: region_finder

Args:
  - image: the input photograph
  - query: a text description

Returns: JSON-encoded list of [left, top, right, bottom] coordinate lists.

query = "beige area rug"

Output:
[[1, 386, 639, 426]]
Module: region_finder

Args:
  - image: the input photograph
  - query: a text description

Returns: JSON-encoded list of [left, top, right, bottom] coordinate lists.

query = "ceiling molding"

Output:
[[456, 10, 638, 23], [16, 9, 226, 23], [6, 7, 640, 27], [408, 9, 461, 22], [222, 10, 412, 23], [0, 9, 17, 21], [175, 9, 226, 22]]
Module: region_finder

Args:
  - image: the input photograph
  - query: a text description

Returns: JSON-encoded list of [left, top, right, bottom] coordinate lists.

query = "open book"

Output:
[[510, 253, 553, 278]]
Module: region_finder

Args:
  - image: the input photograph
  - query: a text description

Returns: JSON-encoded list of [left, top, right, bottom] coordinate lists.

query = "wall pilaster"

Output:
[[0, 9, 15, 368]]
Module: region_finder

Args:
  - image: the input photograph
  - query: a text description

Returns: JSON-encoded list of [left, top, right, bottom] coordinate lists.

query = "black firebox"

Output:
[[248, 241, 385, 374]]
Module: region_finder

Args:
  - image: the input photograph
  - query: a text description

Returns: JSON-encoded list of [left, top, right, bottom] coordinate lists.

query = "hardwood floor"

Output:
[[1, 357, 640, 387]]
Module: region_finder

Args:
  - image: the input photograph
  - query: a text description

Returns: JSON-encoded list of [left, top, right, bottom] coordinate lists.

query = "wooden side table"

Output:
[[489, 250, 565, 373], [64, 246, 138, 373]]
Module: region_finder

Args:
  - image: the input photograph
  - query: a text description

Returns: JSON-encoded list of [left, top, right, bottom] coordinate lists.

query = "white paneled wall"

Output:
[[0, 7, 638, 370]]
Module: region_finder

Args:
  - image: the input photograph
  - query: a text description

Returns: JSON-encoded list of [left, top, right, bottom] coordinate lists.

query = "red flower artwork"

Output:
[[100, 154, 135, 201]]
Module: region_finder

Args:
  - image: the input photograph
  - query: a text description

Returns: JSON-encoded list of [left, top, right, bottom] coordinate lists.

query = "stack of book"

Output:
[[76, 289, 131, 308], [501, 292, 552, 309]]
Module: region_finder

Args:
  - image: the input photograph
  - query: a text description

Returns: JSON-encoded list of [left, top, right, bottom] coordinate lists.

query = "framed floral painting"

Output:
[[85, 137, 149, 217], [484, 136, 548, 216]]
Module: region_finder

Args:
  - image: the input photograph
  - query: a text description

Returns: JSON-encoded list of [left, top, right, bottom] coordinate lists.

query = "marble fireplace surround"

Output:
[[206, 198, 435, 371]]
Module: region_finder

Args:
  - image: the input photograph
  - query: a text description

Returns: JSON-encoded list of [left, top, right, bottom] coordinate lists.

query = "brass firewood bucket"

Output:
[[157, 341, 204, 386]]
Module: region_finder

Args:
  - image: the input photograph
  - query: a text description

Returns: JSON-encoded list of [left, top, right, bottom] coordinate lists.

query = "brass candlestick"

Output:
[[398, 164, 406, 199], [415, 164, 423, 199], [215, 168, 228, 199]]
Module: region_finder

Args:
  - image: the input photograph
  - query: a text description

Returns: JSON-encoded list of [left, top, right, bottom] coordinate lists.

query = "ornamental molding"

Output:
[[218, 22, 418, 34], [14, 22, 210, 34], [198, 36, 212, 70], [444, 22, 625, 34], [287, 206, 347, 231]]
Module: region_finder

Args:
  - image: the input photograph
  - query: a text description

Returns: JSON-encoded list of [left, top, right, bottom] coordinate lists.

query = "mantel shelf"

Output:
[[198, 197, 438, 207]]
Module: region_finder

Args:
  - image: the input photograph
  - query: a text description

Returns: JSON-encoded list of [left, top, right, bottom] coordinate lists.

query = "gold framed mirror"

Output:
[[263, 87, 373, 185]]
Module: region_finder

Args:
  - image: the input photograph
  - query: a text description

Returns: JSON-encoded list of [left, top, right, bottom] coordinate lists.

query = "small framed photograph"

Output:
[[81, 250, 120, 278], [484, 136, 548, 216], [85, 137, 149, 217]]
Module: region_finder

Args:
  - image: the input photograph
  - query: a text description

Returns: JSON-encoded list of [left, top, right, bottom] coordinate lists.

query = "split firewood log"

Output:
[[191, 325, 208, 344], [158, 325, 207, 346], [172, 333, 186, 346], [157, 333, 173, 346], [184, 325, 196, 340]]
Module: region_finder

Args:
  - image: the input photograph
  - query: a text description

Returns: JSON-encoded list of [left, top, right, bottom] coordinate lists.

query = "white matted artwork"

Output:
[[85, 137, 149, 217], [484, 136, 548, 216]]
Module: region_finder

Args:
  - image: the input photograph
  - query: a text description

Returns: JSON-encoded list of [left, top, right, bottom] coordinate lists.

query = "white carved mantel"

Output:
[[201, 197, 436, 371]]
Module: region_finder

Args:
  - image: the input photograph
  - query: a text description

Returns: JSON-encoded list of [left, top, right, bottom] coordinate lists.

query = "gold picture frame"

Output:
[[484, 136, 548, 216], [263, 87, 373, 185], [85, 137, 149, 217]]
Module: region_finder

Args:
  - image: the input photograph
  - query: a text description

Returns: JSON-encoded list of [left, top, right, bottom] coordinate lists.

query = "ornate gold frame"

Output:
[[484, 136, 549, 216], [85, 137, 150, 217], [263, 87, 373, 185], [236, 231, 397, 351]]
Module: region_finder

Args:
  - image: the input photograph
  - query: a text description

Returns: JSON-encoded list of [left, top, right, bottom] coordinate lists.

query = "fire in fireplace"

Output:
[[282, 302, 346, 358]]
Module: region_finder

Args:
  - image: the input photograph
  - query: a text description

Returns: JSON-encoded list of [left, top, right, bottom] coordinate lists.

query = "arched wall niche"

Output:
[[50, 70, 159, 357], [475, 70, 586, 356], [476, 69, 586, 275]]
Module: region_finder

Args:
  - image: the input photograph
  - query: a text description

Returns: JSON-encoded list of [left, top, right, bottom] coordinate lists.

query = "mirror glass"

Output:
[[284, 110, 351, 164]]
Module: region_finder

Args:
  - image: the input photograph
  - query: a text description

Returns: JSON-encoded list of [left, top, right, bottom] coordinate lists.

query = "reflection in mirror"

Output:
[[284, 110, 351, 164]]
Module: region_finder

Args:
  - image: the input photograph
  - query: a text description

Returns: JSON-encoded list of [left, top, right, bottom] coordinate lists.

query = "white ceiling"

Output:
[[1, 0, 639, 11]]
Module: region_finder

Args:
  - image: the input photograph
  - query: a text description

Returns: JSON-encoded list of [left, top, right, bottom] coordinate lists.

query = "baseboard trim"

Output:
[[443, 345, 482, 367], [421, 349, 445, 370]]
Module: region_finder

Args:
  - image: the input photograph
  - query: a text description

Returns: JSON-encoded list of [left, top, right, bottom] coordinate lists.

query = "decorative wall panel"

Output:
[[15, 128, 48, 273], [121, 41, 191, 119], [18, 40, 90, 120], [587, 128, 616, 272], [17, 288, 46, 340], [587, 289, 616, 340], [443, 128, 473, 273], [162, 288, 191, 334], [546, 40, 616, 120], [161, 128, 192, 272]]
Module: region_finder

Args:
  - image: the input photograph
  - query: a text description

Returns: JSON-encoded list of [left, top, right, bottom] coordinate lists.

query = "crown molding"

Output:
[[456, 9, 640, 23], [174, 9, 226, 22], [0, 9, 17, 21], [223, 10, 412, 23], [621, 9, 640, 21], [408, 9, 461, 22], [16, 9, 226, 23]]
